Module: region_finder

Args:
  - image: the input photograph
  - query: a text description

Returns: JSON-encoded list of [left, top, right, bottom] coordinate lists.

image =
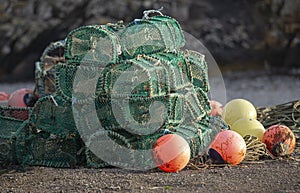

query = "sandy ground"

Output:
[[0, 70, 300, 193]]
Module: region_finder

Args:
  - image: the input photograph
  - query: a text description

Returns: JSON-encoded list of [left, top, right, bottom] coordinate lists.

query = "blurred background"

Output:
[[0, 0, 299, 82]]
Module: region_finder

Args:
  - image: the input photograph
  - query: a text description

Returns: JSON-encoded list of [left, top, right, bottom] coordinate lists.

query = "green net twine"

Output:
[[65, 25, 121, 65], [35, 40, 65, 97], [119, 14, 184, 59]]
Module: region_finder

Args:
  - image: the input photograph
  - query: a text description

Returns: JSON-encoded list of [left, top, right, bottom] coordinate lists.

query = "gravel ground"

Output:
[[0, 70, 300, 193], [0, 152, 299, 193]]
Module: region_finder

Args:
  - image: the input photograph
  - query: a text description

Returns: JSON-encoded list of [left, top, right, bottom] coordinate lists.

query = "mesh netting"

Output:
[[35, 40, 65, 97], [65, 25, 121, 65], [119, 15, 184, 59], [85, 130, 132, 168], [30, 96, 77, 137], [0, 10, 227, 168], [183, 50, 209, 92], [243, 135, 273, 161], [257, 100, 300, 147], [151, 50, 209, 92], [26, 95, 83, 167], [0, 106, 31, 164], [27, 133, 80, 168]]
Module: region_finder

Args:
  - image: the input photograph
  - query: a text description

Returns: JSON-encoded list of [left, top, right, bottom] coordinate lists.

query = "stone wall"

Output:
[[257, 0, 300, 68], [0, 0, 299, 82]]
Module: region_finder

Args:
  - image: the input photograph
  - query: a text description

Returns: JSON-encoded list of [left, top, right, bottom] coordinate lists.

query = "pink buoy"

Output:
[[8, 88, 38, 120], [209, 100, 223, 117], [8, 88, 35, 107], [0, 92, 10, 101]]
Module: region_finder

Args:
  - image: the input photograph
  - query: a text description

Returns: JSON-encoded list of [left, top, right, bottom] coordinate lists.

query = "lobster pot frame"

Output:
[[26, 132, 81, 168], [94, 96, 169, 133], [55, 63, 112, 103], [0, 106, 32, 164], [35, 40, 65, 97], [1, 10, 225, 168], [27, 95, 84, 167], [54, 46, 215, 167], [65, 25, 121, 65], [183, 50, 209, 92], [119, 15, 185, 59], [152, 50, 209, 93], [102, 58, 169, 98], [84, 130, 133, 168]]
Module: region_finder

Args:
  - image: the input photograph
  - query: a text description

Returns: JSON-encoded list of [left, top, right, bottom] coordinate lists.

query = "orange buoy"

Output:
[[153, 134, 190, 173], [209, 130, 246, 165], [262, 125, 296, 157]]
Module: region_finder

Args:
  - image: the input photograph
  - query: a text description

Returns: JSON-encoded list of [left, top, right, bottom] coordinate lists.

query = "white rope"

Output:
[[143, 7, 164, 19]]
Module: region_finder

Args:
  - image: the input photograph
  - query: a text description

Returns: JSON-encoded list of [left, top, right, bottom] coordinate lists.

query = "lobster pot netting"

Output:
[[62, 54, 211, 125], [35, 40, 65, 97], [0, 106, 31, 164], [71, 83, 218, 167], [27, 133, 80, 168], [151, 51, 209, 93], [65, 25, 120, 65], [119, 15, 185, 59], [65, 51, 216, 168], [65, 14, 185, 65], [1, 11, 230, 168], [27, 96, 84, 167], [55, 12, 222, 167]]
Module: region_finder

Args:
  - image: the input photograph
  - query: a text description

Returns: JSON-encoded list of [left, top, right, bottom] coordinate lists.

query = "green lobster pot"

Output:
[[119, 15, 185, 59], [151, 50, 209, 93], [27, 133, 80, 168], [35, 40, 65, 97], [85, 130, 133, 168], [27, 10, 227, 168], [65, 25, 121, 65], [0, 106, 31, 164], [101, 56, 169, 97], [27, 95, 83, 167], [183, 50, 209, 92], [154, 51, 209, 90], [30, 96, 77, 137], [147, 15, 185, 49], [55, 63, 77, 101], [55, 63, 112, 103]]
